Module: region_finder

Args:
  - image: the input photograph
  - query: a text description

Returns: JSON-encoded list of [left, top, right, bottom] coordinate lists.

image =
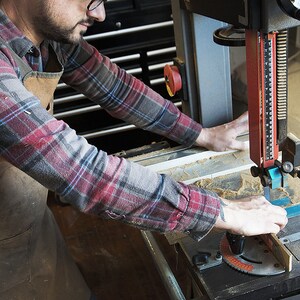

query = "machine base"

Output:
[[178, 217, 300, 299]]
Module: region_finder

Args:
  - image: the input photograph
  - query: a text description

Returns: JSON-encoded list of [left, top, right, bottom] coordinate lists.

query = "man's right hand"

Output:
[[214, 196, 288, 236]]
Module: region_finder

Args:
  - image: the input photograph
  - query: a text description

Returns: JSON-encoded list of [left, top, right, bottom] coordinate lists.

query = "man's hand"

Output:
[[195, 111, 288, 235], [195, 111, 249, 152], [214, 196, 288, 236]]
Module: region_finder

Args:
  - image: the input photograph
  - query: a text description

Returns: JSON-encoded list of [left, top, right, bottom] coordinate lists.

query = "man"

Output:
[[0, 0, 287, 299]]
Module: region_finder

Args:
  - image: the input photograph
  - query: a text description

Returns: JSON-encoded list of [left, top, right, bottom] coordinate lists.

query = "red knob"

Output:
[[164, 64, 182, 97]]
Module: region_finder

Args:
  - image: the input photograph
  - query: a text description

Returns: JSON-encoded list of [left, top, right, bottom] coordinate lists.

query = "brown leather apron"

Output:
[[0, 44, 91, 299]]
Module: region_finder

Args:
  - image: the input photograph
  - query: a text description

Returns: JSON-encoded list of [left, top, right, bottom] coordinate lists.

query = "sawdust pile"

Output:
[[195, 173, 263, 199], [194, 170, 300, 203]]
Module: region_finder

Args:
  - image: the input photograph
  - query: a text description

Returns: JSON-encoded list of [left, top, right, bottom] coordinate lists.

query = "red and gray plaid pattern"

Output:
[[0, 10, 220, 239]]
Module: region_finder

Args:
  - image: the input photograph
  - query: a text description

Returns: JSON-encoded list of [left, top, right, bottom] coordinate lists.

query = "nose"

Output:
[[87, 4, 106, 22]]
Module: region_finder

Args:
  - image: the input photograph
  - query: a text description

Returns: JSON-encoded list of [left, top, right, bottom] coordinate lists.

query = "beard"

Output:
[[33, 3, 93, 44]]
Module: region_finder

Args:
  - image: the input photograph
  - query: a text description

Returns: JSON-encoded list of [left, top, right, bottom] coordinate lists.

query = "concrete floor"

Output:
[[48, 195, 188, 300]]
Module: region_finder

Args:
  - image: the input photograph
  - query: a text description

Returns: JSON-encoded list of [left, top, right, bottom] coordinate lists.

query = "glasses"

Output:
[[87, 0, 107, 11]]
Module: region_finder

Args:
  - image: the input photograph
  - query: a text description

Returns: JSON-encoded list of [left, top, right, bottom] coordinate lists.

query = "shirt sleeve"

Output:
[[0, 44, 221, 240], [60, 40, 202, 147]]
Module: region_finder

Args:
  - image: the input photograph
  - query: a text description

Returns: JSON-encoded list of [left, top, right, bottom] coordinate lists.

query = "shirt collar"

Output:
[[0, 9, 39, 58]]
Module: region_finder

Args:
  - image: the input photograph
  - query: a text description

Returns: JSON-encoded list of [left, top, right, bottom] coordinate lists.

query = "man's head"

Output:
[[0, 0, 106, 45]]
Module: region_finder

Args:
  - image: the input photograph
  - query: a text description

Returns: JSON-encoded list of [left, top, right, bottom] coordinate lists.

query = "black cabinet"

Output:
[[54, 0, 178, 154]]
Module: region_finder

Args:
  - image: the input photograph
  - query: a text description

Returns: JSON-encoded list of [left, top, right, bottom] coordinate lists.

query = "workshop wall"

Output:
[[53, 0, 178, 155]]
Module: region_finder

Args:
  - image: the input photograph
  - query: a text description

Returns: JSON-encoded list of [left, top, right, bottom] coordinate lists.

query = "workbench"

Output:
[[131, 144, 300, 300]]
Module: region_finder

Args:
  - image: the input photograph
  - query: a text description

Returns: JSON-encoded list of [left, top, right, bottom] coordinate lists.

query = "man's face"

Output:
[[33, 0, 106, 44]]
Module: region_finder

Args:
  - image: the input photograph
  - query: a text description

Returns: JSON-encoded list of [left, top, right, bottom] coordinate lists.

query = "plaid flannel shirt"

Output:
[[0, 10, 220, 239]]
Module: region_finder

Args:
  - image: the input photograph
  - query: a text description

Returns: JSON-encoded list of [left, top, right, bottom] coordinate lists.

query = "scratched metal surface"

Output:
[[134, 147, 253, 183], [156, 150, 253, 183]]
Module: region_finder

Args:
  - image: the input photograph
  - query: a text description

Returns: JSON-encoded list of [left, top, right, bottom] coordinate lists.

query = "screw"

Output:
[[215, 251, 222, 261]]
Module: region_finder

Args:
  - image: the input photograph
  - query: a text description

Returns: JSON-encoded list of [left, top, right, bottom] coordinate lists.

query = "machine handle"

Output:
[[164, 64, 182, 97], [226, 232, 245, 255], [278, 0, 300, 20]]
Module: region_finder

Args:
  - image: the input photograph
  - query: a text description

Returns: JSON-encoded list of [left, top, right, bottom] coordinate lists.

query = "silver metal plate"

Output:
[[220, 235, 285, 276], [280, 232, 300, 244]]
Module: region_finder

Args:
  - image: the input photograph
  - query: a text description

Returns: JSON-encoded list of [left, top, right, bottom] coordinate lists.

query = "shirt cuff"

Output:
[[179, 186, 221, 241], [168, 111, 203, 147]]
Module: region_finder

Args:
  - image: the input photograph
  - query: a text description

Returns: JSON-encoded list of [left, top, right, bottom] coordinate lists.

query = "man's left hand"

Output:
[[195, 111, 249, 152]]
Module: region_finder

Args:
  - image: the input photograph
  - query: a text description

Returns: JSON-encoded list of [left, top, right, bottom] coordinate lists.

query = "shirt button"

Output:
[[28, 47, 40, 57]]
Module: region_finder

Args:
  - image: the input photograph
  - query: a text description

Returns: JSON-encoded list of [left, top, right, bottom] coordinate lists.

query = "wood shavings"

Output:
[[194, 170, 300, 204], [195, 172, 262, 199]]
